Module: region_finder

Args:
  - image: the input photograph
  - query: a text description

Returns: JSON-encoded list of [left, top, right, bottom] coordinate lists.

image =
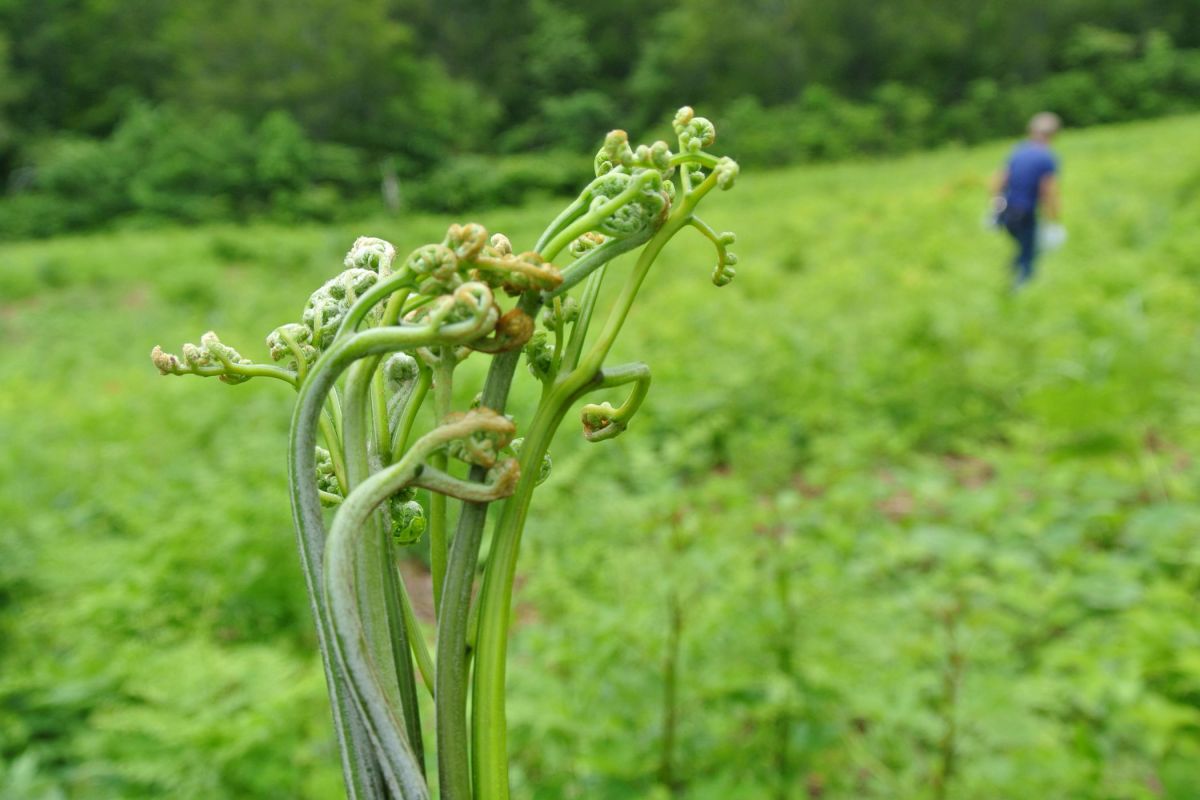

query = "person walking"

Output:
[[991, 112, 1063, 287]]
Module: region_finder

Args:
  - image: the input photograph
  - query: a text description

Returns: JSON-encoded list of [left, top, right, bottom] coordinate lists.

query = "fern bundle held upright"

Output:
[[153, 107, 741, 800]]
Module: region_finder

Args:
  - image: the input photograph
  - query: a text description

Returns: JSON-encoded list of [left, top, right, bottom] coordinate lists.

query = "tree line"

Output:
[[1, 0, 1198, 237]]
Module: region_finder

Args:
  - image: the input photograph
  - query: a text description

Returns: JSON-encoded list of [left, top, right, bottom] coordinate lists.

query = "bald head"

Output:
[[1028, 112, 1062, 142]]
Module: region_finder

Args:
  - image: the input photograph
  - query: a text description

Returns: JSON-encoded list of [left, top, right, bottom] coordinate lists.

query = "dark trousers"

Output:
[[1003, 207, 1037, 286]]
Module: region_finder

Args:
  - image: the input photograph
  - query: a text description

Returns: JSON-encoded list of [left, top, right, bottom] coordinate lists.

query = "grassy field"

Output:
[[3, 114, 1200, 799]]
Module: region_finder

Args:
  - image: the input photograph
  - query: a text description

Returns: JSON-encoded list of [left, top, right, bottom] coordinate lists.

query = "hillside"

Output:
[[3, 114, 1200, 798]]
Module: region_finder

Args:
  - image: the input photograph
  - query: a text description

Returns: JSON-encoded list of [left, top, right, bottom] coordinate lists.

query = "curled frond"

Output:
[[199, 331, 251, 379], [489, 233, 513, 256], [389, 499, 426, 545], [583, 120, 682, 236], [266, 323, 318, 371], [713, 248, 738, 286], [302, 268, 380, 349], [410, 292, 496, 370], [508, 437, 552, 485], [406, 281, 496, 329], [442, 281, 495, 325], [444, 407, 516, 468], [469, 307, 535, 354], [523, 330, 555, 382], [404, 281, 499, 366], [715, 156, 740, 190], [587, 170, 669, 238], [673, 105, 694, 131], [688, 218, 739, 287], [540, 296, 579, 329], [150, 345, 184, 375], [470, 250, 563, 295], [344, 236, 397, 276], [674, 106, 716, 153], [646, 140, 673, 172], [383, 352, 421, 395], [577, 361, 652, 442], [444, 223, 488, 262], [569, 231, 608, 258], [594, 130, 633, 176], [386, 352, 424, 398], [383, 352, 422, 430], [404, 244, 462, 296], [581, 402, 625, 441], [316, 447, 342, 504], [484, 457, 522, 497], [151, 332, 290, 385]]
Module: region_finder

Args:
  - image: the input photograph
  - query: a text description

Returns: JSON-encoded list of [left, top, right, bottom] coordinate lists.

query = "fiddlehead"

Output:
[[317, 447, 344, 506], [469, 307, 535, 354], [151, 331, 297, 385], [541, 296, 579, 329], [506, 438, 552, 485], [444, 409, 516, 469], [578, 362, 652, 442], [714, 155, 739, 190], [471, 250, 563, 295], [687, 217, 739, 287], [389, 498, 426, 546], [586, 170, 670, 239], [405, 244, 461, 297], [345, 236, 398, 276], [383, 353, 421, 435], [267, 323, 319, 375], [291, 281, 501, 585], [523, 330, 556, 383], [673, 105, 716, 154], [304, 269, 382, 349], [152, 105, 742, 800]]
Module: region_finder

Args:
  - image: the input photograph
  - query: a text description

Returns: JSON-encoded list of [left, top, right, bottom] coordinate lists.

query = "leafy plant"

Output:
[[151, 107, 740, 799], [7, 112, 1196, 799]]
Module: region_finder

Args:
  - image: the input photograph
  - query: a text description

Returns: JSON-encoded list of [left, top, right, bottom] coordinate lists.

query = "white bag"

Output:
[[1039, 222, 1067, 251]]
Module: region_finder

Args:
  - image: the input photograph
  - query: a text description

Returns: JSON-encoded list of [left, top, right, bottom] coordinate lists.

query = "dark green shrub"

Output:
[[0, 105, 371, 238], [499, 91, 620, 153], [872, 82, 935, 152], [715, 97, 802, 167], [411, 150, 589, 213], [1034, 71, 1118, 127]]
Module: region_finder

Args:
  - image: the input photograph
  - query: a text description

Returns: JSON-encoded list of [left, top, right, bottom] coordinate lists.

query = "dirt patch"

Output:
[[398, 558, 436, 624], [942, 453, 995, 488]]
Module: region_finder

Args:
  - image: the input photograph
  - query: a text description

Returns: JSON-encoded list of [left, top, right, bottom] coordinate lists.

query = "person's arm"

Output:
[[1039, 174, 1060, 221]]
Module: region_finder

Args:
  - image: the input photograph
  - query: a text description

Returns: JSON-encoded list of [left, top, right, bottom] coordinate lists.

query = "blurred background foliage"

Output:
[[4, 113, 1200, 797], [1, 0, 1200, 236], [4, 2, 1200, 799]]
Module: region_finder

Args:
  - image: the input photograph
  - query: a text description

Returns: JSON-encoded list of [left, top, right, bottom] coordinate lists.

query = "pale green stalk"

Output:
[[472, 171, 722, 799], [325, 412, 513, 799], [434, 299, 536, 800], [288, 302, 498, 799], [390, 368, 431, 462], [429, 349, 456, 614]]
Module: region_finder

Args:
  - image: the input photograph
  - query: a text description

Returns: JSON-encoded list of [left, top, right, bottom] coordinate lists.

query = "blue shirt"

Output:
[[1004, 141, 1058, 213]]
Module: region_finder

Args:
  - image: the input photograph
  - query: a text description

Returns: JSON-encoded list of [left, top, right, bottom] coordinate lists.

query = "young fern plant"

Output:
[[152, 107, 740, 800]]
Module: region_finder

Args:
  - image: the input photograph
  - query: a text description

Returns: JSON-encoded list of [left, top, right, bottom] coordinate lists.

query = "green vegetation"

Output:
[[2, 0, 1200, 235], [147, 106, 740, 800], [4, 114, 1200, 798]]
